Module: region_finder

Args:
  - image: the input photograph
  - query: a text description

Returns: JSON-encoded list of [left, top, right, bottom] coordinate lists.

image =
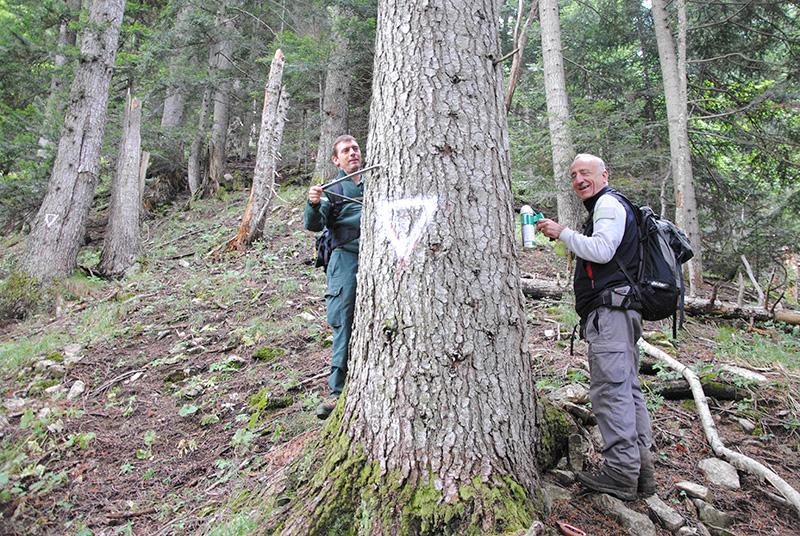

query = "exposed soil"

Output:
[[1, 186, 798, 535]]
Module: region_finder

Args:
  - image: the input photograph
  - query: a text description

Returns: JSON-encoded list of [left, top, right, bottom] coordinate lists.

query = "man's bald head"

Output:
[[570, 153, 609, 201], [572, 153, 606, 173]]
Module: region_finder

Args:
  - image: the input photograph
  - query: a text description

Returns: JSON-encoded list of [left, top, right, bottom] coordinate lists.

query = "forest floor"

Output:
[[0, 184, 799, 536]]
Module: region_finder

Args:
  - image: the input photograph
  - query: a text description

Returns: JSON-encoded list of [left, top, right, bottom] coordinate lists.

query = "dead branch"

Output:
[[639, 339, 800, 516], [741, 255, 765, 307]]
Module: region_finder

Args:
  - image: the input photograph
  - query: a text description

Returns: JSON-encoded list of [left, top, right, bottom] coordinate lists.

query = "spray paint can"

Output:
[[521, 205, 536, 248]]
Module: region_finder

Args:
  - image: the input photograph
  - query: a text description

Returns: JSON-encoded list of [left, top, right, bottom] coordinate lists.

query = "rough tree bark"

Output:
[[227, 49, 288, 250], [651, 0, 704, 294], [504, 0, 538, 113], [206, 0, 237, 196], [39, 0, 82, 156], [99, 91, 143, 277], [312, 6, 352, 183], [277, 1, 564, 533], [22, 0, 126, 281], [160, 2, 194, 131], [539, 0, 582, 231], [188, 85, 212, 197]]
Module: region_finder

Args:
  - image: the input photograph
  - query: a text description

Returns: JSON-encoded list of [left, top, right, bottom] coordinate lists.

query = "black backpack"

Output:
[[613, 193, 694, 333], [313, 182, 358, 270]]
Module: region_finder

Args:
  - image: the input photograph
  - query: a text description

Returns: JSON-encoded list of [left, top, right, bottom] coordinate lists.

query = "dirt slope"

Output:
[[0, 186, 798, 535]]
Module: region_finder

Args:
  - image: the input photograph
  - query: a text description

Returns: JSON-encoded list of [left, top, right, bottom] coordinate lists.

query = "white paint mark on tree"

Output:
[[44, 214, 59, 228], [378, 196, 438, 262]]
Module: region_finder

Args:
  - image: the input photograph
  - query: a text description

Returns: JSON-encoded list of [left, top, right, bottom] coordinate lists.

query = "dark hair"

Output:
[[331, 135, 357, 158]]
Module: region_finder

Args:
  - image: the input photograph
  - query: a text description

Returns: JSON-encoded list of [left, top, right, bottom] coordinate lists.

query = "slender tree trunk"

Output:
[[651, 0, 704, 294], [278, 0, 552, 532], [207, 0, 237, 196], [227, 50, 288, 250], [313, 6, 352, 183], [160, 3, 193, 130], [188, 86, 212, 196], [22, 0, 125, 281], [505, 0, 538, 113], [99, 91, 143, 277], [539, 0, 582, 231], [38, 0, 82, 157]]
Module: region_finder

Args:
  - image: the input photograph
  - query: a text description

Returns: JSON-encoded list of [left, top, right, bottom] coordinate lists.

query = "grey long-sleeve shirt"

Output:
[[558, 194, 627, 263]]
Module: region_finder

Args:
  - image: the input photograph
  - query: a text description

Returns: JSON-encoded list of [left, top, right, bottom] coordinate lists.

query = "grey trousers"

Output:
[[584, 306, 653, 484]]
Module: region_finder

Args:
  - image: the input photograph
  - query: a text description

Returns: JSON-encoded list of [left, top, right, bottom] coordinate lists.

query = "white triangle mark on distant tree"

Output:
[[378, 196, 438, 261], [44, 213, 59, 228]]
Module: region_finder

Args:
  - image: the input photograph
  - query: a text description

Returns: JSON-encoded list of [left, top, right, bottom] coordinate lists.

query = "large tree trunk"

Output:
[[312, 6, 352, 183], [39, 0, 82, 156], [22, 0, 125, 281], [539, 0, 582, 231], [505, 0, 538, 113], [278, 0, 548, 533], [206, 0, 237, 197], [99, 91, 143, 277], [651, 0, 704, 295], [227, 50, 288, 250]]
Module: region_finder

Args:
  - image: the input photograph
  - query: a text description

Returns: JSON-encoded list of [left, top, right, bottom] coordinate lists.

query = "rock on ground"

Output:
[[676, 481, 712, 502], [698, 458, 740, 490], [693, 499, 734, 528], [645, 494, 685, 531], [67, 380, 86, 401], [591, 493, 657, 536]]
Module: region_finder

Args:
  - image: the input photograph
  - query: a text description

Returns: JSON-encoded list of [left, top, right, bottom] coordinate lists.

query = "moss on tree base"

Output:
[[269, 396, 575, 535]]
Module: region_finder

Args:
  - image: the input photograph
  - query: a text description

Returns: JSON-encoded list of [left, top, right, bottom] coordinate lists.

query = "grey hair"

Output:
[[572, 153, 606, 172]]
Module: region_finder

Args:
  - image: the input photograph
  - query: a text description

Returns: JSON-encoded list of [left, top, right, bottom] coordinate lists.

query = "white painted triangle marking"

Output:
[[44, 213, 58, 228], [378, 196, 438, 261]]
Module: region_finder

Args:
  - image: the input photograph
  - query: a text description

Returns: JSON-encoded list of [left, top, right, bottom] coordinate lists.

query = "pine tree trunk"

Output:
[[651, 0, 704, 294], [539, 0, 582, 231], [278, 1, 551, 533], [160, 2, 193, 131], [22, 0, 126, 281], [312, 6, 352, 183], [38, 0, 82, 157], [207, 0, 237, 197], [227, 50, 288, 250], [188, 87, 212, 196], [99, 91, 143, 277]]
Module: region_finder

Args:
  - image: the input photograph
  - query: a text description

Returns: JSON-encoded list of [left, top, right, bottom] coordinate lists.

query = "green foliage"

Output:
[[251, 345, 285, 362], [0, 270, 42, 320], [715, 324, 800, 369]]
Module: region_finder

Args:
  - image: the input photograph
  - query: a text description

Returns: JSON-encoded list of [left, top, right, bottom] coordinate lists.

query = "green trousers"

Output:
[[325, 248, 358, 395]]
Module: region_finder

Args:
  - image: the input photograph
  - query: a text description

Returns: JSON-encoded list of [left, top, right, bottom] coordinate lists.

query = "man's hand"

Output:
[[536, 218, 565, 240], [308, 185, 323, 205]]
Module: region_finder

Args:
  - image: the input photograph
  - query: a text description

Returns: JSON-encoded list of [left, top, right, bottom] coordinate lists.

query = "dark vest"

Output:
[[573, 187, 640, 319]]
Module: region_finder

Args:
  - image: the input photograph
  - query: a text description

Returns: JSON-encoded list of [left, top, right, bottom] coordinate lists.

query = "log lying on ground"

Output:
[[641, 377, 751, 401], [520, 277, 565, 299], [639, 339, 800, 516], [520, 277, 800, 325], [683, 297, 800, 325]]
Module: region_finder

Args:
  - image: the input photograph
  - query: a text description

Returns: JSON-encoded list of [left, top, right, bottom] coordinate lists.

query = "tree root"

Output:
[[638, 340, 800, 516]]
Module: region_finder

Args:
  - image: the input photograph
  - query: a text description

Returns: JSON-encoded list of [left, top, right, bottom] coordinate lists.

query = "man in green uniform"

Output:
[[304, 135, 363, 419]]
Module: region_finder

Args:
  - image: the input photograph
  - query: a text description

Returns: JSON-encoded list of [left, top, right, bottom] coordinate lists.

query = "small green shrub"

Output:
[[0, 271, 42, 321]]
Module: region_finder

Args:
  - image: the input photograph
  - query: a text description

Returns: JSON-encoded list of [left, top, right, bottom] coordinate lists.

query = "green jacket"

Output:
[[303, 170, 363, 254]]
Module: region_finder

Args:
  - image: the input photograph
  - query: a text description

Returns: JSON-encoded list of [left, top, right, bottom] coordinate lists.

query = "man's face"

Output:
[[332, 139, 361, 175], [570, 157, 608, 201]]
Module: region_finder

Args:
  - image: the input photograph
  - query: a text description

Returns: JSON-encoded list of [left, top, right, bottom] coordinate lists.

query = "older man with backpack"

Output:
[[305, 135, 363, 420], [536, 153, 657, 501]]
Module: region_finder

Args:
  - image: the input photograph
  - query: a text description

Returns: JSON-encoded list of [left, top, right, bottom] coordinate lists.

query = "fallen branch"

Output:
[[520, 277, 566, 299], [638, 339, 800, 516], [519, 277, 800, 324]]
